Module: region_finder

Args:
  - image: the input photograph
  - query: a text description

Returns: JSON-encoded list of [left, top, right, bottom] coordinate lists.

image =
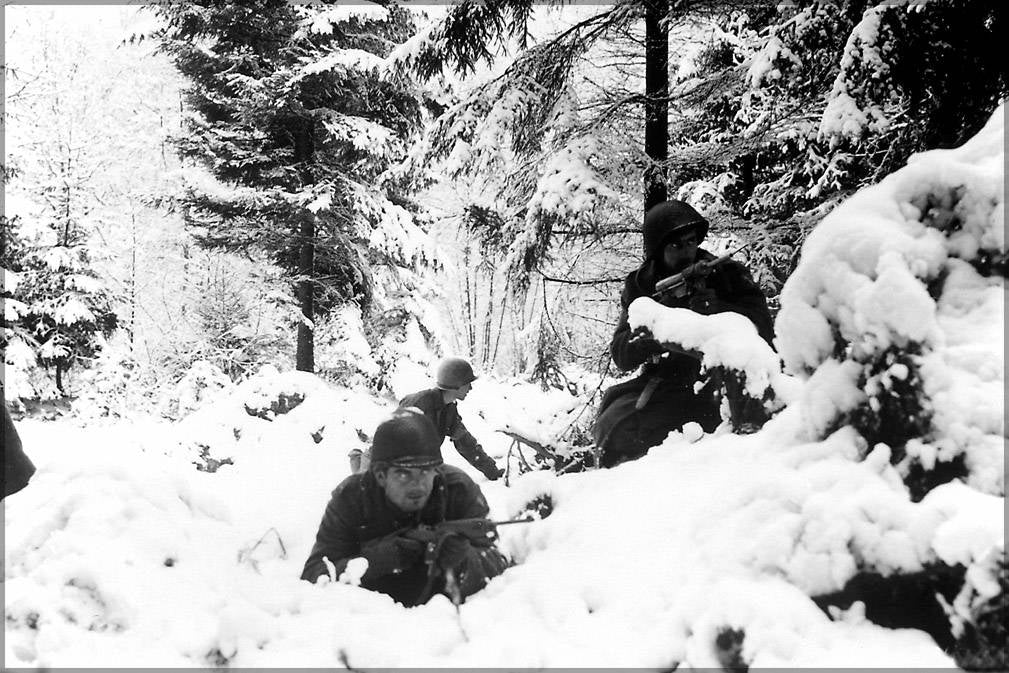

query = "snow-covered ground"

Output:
[[4, 109, 1004, 668]]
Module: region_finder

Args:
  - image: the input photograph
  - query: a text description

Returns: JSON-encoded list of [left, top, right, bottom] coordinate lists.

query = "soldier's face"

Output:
[[376, 466, 437, 512], [455, 382, 472, 400], [662, 232, 700, 270]]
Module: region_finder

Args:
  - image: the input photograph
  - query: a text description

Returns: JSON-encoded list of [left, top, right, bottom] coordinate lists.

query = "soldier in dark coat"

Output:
[[396, 357, 503, 481], [3, 384, 35, 500], [593, 200, 774, 468], [303, 409, 507, 606]]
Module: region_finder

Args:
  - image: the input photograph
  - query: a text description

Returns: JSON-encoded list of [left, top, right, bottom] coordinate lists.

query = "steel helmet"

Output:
[[435, 357, 477, 390], [370, 408, 443, 468], [642, 200, 709, 260]]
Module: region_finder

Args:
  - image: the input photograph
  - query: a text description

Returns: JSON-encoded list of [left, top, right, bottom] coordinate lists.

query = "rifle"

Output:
[[653, 243, 748, 303], [406, 517, 534, 606], [405, 516, 535, 546]]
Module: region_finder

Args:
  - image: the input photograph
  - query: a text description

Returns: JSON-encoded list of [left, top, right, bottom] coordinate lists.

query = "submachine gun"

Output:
[[653, 243, 749, 303]]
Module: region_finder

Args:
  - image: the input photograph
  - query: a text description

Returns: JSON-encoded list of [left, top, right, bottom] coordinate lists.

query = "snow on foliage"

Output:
[[747, 34, 802, 87], [628, 301, 784, 400], [3, 268, 22, 295], [4, 297, 29, 323], [53, 297, 95, 326], [40, 247, 76, 272], [819, 3, 894, 144], [297, 48, 386, 77], [501, 135, 618, 289], [314, 305, 382, 382], [160, 360, 235, 421], [526, 135, 617, 226], [778, 102, 1004, 495], [303, 4, 391, 36], [320, 113, 398, 160], [363, 195, 440, 268]]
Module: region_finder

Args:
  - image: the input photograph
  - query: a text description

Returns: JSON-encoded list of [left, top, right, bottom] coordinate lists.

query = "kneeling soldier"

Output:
[[398, 357, 504, 481], [348, 357, 504, 480], [302, 409, 508, 606]]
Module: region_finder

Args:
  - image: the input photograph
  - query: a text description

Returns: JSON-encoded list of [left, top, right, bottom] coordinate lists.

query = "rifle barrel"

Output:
[[492, 517, 536, 526]]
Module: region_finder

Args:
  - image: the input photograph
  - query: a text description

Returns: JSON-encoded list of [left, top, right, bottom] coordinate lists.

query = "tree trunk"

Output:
[[644, 0, 670, 214], [294, 124, 316, 373], [128, 211, 137, 349], [740, 154, 755, 197], [296, 213, 316, 372]]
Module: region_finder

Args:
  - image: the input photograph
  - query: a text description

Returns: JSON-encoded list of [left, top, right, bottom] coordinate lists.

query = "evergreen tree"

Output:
[[154, 1, 431, 372], [2, 11, 124, 394], [400, 0, 1005, 377], [670, 0, 1006, 295], [3, 7, 187, 401], [1, 213, 118, 394]]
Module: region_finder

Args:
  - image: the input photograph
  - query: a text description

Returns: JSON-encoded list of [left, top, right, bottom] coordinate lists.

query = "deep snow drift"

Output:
[[4, 108, 1004, 667]]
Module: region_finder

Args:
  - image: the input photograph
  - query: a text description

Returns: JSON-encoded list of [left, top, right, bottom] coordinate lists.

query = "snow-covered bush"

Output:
[[776, 103, 1005, 499], [766, 103, 1006, 665], [72, 332, 160, 421], [157, 360, 235, 421], [313, 304, 382, 387]]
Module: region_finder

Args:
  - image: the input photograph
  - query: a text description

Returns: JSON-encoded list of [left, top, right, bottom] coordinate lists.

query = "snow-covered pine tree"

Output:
[[180, 251, 297, 380], [0, 212, 117, 394], [154, 1, 435, 373], [3, 7, 200, 407], [2, 12, 122, 394], [668, 0, 1006, 297]]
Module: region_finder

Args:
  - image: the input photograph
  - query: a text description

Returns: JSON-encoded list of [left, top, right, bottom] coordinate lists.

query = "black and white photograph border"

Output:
[[2, 0, 1005, 669]]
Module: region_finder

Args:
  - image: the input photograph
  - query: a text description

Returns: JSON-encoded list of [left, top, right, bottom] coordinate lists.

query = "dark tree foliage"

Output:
[[153, 1, 425, 371], [813, 562, 967, 654], [678, 0, 1006, 294], [406, 0, 1006, 305]]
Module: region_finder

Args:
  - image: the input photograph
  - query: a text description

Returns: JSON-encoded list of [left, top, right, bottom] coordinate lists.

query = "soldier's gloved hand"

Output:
[[628, 327, 666, 360], [435, 534, 472, 572], [359, 533, 425, 578], [688, 289, 721, 315], [482, 464, 504, 481]]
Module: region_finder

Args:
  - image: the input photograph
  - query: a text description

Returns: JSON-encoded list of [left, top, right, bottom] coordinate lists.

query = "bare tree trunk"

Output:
[[489, 278, 509, 368], [644, 0, 670, 213], [481, 268, 495, 367], [128, 211, 137, 349], [462, 244, 477, 354], [295, 126, 316, 373], [296, 213, 315, 372], [740, 154, 755, 197]]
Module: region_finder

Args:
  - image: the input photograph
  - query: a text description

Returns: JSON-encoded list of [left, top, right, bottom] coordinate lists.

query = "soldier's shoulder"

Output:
[[331, 472, 367, 502], [622, 263, 651, 302], [399, 388, 438, 407]]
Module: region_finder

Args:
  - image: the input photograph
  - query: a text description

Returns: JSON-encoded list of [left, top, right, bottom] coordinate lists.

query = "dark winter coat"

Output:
[[399, 388, 501, 479], [593, 249, 773, 466], [300, 465, 505, 606], [3, 390, 35, 500]]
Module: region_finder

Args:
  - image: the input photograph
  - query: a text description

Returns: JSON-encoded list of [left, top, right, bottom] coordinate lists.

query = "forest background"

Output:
[[2, 1, 1004, 430]]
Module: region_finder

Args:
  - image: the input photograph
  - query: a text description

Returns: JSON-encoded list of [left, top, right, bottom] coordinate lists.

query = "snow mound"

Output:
[[776, 102, 1004, 497]]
